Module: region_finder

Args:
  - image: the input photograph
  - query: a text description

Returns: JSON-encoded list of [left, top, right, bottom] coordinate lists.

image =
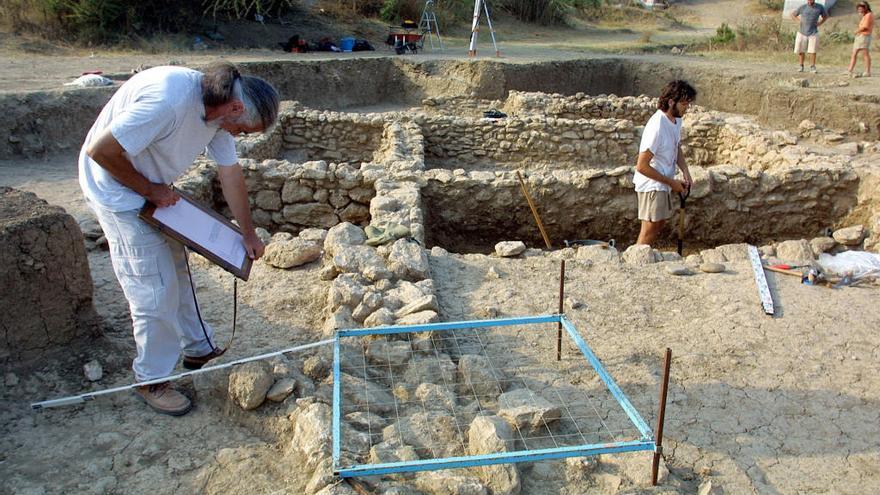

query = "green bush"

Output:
[[710, 22, 735, 44], [0, 0, 296, 44]]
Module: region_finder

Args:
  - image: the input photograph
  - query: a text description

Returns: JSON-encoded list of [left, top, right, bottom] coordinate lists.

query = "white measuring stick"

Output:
[[747, 245, 774, 315], [31, 339, 334, 411]]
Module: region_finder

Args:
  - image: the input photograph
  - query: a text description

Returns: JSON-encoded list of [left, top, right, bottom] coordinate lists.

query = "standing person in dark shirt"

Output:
[[792, 0, 830, 73]]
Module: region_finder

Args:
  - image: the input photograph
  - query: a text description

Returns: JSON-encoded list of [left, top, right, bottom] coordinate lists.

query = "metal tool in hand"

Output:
[[676, 184, 691, 256]]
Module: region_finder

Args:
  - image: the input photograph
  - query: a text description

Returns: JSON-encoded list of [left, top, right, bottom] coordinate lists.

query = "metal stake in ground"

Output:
[[651, 347, 672, 486], [557, 260, 565, 361], [676, 185, 690, 256], [516, 171, 552, 249]]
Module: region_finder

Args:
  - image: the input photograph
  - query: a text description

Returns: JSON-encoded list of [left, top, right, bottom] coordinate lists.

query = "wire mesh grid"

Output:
[[333, 316, 655, 476]]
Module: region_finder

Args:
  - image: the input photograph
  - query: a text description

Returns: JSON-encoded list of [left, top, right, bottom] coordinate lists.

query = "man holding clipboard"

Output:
[[78, 62, 279, 416]]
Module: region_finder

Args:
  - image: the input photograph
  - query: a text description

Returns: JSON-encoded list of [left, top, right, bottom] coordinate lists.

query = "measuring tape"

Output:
[[30, 339, 334, 411], [747, 245, 774, 316]]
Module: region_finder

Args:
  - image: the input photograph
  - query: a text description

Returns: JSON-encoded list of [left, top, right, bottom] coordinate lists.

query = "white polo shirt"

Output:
[[633, 109, 682, 193], [78, 66, 238, 212]]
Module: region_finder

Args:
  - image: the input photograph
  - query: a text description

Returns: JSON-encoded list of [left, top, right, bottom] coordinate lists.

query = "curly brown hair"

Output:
[[657, 80, 697, 111]]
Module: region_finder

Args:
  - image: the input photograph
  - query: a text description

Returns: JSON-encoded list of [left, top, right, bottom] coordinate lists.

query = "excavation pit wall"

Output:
[[422, 164, 860, 253]]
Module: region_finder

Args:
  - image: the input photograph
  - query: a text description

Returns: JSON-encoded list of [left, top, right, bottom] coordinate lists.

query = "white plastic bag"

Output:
[[818, 251, 880, 278]]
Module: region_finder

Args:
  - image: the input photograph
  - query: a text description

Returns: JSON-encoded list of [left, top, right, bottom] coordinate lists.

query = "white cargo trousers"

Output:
[[89, 203, 216, 381]]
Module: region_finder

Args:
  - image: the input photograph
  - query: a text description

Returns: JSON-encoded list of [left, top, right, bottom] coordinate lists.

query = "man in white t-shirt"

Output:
[[633, 80, 697, 246], [79, 62, 279, 416]]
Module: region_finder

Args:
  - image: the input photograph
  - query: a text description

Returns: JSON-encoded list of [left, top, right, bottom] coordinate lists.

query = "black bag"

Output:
[[352, 39, 374, 51]]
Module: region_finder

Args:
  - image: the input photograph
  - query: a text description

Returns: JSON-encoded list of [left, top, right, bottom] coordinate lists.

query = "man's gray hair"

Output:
[[233, 76, 280, 130]]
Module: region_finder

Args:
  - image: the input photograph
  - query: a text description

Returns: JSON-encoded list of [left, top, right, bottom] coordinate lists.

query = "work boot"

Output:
[[135, 382, 192, 416], [182, 347, 226, 370]]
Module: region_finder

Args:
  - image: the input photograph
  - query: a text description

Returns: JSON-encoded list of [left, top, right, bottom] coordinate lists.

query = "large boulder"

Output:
[[262, 238, 321, 268], [0, 187, 100, 361], [386, 238, 430, 281], [495, 241, 526, 257], [497, 389, 561, 431], [324, 222, 367, 257], [291, 402, 333, 466], [775, 239, 814, 263], [228, 361, 274, 410], [340, 373, 395, 414], [621, 244, 655, 265], [832, 225, 865, 246]]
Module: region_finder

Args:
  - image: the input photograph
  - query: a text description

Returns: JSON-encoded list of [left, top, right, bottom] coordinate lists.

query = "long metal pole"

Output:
[[651, 347, 672, 485], [556, 260, 565, 361], [516, 171, 552, 249], [468, 0, 482, 56]]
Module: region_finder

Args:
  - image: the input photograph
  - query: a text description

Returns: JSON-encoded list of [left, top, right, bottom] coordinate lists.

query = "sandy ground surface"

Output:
[[2, 152, 879, 494]]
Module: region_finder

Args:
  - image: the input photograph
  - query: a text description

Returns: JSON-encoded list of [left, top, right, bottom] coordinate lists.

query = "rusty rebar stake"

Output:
[[556, 260, 565, 361], [516, 171, 552, 249], [651, 347, 672, 486]]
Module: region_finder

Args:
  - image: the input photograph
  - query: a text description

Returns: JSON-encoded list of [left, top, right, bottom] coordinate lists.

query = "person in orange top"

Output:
[[847, 2, 874, 77]]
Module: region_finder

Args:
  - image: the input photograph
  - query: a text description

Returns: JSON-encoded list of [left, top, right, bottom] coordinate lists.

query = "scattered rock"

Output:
[[291, 402, 333, 464], [660, 251, 682, 262], [415, 471, 487, 495], [468, 416, 514, 455], [341, 373, 395, 414], [364, 308, 396, 328], [495, 241, 526, 257], [303, 354, 331, 381], [487, 266, 504, 278], [759, 244, 776, 257], [698, 480, 724, 495], [497, 389, 560, 431], [430, 246, 449, 257], [699, 248, 727, 264], [576, 245, 619, 263], [775, 239, 815, 262], [810, 236, 837, 256], [366, 340, 412, 367], [715, 243, 749, 261], [564, 456, 599, 483], [415, 382, 457, 412], [346, 411, 388, 431], [228, 361, 274, 410], [383, 412, 462, 458], [324, 306, 356, 335], [665, 264, 692, 276], [403, 354, 457, 387], [685, 254, 703, 265], [396, 310, 439, 326], [565, 297, 584, 310], [832, 225, 865, 246], [83, 359, 103, 381], [699, 262, 726, 274], [262, 238, 322, 268], [329, 274, 366, 310], [395, 294, 439, 318], [266, 378, 296, 402], [254, 227, 271, 245], [621, 244, 655, 265], [458, 354, 506, 400], [370, 440, 420, 464]]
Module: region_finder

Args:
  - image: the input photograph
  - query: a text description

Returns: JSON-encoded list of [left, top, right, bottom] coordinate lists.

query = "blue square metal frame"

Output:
[[332, 314, 656, 477]]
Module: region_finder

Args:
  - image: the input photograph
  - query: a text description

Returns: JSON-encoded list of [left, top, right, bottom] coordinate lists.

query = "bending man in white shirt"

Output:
[[633, 80, 697, 246], [79, 62, 279, 416]]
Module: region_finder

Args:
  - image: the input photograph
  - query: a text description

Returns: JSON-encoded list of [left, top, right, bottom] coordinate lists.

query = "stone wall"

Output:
[[422, 163, 860, 252], [279, 109, 386, 164], [419, 115, 638, 170], [207, 159, 375, 234], [504, 91, 656, 123], [0, 187, 100, 361]]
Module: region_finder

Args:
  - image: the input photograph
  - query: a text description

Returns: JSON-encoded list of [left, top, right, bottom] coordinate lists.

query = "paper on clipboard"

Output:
[[152, 200, 247, 269]]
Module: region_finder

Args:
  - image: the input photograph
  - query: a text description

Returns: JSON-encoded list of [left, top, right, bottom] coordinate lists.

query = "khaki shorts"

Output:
[[794, 32, 819, 54], [854, 34, 872, 51], [637, 190, 674, 222]]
